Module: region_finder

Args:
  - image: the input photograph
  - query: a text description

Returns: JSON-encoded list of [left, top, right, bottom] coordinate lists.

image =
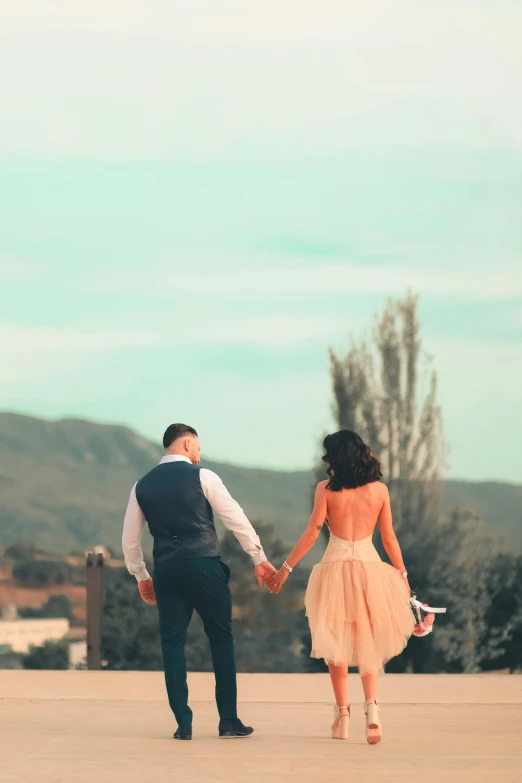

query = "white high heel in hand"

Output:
[[410, 596, 447, 637], [331, 705, 350, 740]]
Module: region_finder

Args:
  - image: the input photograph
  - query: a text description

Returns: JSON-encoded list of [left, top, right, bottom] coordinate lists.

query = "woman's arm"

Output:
[[378, 485, 410, 592], [286, 481, 328, 567], [266, 482, 328, 592]]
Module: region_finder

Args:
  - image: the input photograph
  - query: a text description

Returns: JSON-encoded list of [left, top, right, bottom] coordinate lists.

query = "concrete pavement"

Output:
[[1, 672, 521, 783]]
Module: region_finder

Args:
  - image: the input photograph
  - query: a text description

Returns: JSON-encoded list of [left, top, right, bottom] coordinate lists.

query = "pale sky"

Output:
[[1, 1, 521, 481]]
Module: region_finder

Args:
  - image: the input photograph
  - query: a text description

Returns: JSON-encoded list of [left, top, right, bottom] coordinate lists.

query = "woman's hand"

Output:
[[266, 566, 290, 594]]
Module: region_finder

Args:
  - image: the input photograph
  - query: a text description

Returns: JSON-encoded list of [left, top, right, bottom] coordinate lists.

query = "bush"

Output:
[[4, 541, 39, 562], [0, 650, 24, 669], [19, 594, 73, 622], [13, 560, 70, 587], [68, 565, 86, 585], [102, 566, 163, 671], [23, 640, 69, 670], [12, 560, 85, 587]]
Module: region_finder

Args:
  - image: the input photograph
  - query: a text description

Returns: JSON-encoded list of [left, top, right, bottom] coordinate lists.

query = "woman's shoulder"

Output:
[[366, 480, 389, 497], [316, 479, 329, 493], [376, 480, 389, 497]]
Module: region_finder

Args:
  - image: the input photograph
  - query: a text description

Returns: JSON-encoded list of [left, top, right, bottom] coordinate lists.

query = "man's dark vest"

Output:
[[135, 461, 220, 563]]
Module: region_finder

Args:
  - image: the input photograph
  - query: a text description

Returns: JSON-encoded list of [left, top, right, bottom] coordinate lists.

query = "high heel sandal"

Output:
[[365, 700, 381, 745], [331, 705, 350, 740]]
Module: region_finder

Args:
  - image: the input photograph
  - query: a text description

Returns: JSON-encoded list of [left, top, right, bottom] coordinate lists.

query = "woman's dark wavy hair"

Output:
[[322, 430, 382, 491]]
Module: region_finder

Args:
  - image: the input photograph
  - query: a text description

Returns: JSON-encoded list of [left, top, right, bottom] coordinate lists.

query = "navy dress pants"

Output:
[[153, 557, 237, 730]]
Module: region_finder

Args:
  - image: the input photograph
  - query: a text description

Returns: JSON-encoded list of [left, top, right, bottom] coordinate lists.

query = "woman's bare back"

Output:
[[325, 481, 387, 541]]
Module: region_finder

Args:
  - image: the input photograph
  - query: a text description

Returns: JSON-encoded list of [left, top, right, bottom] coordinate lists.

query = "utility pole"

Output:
[[86, 550, 104, 670]]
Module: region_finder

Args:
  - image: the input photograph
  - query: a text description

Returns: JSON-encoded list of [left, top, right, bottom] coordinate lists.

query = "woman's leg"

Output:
[[361, 672, 378, 702], [328, 663, 348, 708], [361, 671, 381, 744]]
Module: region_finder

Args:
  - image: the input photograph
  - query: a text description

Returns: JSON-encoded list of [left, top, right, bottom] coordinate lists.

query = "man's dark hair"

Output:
[[163, 423, 198, 449]]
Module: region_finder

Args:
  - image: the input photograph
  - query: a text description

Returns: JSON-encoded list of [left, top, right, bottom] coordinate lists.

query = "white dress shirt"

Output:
[[122, 455, 267, 581]]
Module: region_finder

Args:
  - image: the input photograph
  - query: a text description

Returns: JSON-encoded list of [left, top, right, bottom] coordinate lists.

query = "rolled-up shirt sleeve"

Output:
[[122, 483, 151, 582], [199, 469, 267, 565]]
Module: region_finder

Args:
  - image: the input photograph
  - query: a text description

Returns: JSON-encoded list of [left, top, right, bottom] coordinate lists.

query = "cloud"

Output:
[[0, 260, 39, 282], [503, 306, 522, 329], [433, 338, 522, 379], [1, 1, 521, 157], [0, 310, 356, 389], [0, 324, 162, 385], [79, 259, 522, 301], [204, 314, 357, 347]]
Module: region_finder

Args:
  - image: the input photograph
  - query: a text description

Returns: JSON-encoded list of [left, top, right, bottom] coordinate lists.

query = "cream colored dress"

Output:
[[304, 532, 414, 675]]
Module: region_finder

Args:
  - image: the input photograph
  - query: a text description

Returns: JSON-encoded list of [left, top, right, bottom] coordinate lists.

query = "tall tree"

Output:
[[329, 293, 443, 534], [324, 294, 444, 609], [323, 293, 511, 672], [102, 566, 164, 671], [426, 508, 507, 673], [481, 554, 522, 672]]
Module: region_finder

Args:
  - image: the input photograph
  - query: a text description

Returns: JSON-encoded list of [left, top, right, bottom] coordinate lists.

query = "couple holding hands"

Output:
[[123, 423, 415, 743]]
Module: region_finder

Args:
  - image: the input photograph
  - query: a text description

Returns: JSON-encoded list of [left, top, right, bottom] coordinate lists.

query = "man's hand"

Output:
[[255, 560, 276, 587], [138, 578, 157, 605]]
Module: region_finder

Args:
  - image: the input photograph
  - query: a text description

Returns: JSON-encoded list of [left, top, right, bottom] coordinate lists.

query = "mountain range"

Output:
[[1, 412, 521, 555]]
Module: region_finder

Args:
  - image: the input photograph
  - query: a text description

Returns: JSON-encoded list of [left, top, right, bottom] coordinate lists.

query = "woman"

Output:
[[267, 430, 414, 744]]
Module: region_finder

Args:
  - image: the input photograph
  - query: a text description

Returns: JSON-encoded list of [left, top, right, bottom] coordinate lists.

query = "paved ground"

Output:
[[1, 672, 521, 783]]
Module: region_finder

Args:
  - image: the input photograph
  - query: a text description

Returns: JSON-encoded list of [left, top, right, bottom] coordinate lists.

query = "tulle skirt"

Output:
[[304, 534, 414, 676]]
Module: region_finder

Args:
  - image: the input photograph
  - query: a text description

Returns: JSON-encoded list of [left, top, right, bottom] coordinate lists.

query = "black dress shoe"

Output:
[[218, 718, 254, 738], [173, 728, 192, 740]]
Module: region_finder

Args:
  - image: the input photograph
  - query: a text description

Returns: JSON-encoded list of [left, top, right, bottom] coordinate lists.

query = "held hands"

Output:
[[138, 578, 157, 605], [266, 566, 290, 594], [254, 561, 290, 593], [254, 560, 276, 587]]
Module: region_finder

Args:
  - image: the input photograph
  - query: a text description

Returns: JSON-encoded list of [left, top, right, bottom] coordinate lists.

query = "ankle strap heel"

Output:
[[332, 705, 350, 740], [365, 700, 381, 745]]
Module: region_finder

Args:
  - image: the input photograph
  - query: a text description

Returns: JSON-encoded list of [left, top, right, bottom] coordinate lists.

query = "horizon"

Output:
[[1, 2, 521, 482], [2, 408, 520, 487]]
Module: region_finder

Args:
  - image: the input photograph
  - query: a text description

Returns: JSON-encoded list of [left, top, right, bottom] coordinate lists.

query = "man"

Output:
[[122, 423, 275, 740]]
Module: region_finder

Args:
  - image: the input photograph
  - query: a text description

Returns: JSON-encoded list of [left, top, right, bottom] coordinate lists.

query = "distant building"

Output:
[[0, 617, 70, 653], [68, 640, 87, 668], [1, 603, 18, 622]]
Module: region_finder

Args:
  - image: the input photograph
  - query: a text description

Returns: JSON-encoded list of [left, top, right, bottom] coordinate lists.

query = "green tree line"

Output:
[[101, 294, 522, 674], [5, 294, 521, 674]]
